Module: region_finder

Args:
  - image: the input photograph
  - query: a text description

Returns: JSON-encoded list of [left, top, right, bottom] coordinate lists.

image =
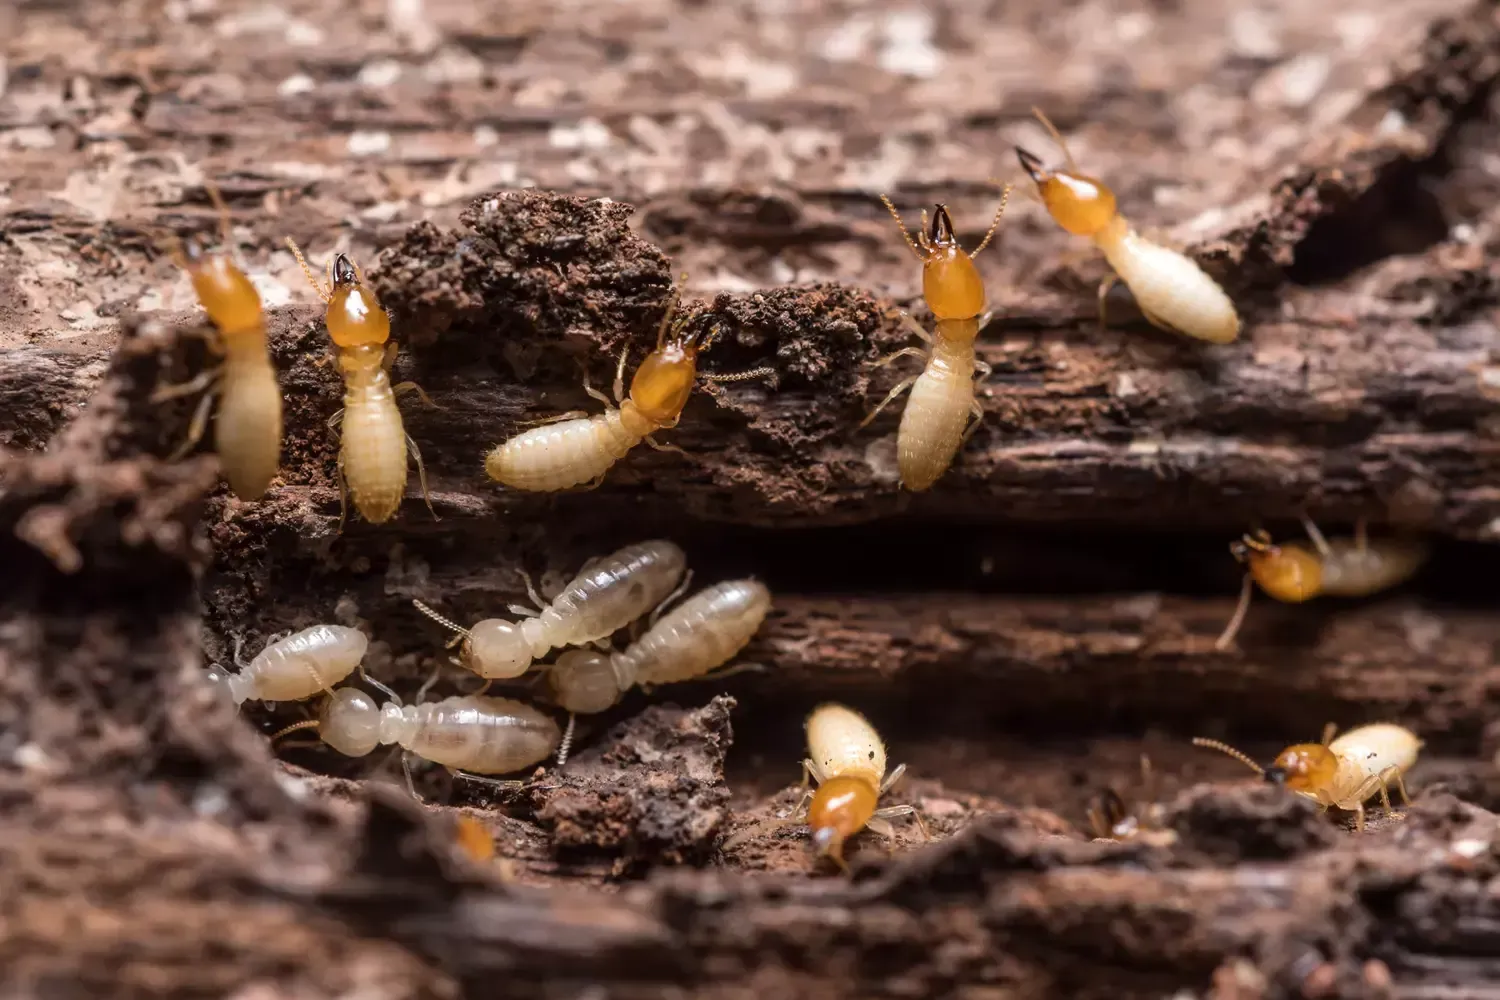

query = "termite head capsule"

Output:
[[547, 649, 622, 714], [325, 253, 391, 348], [629, 292, 714, 428], [462, 619, 535, 679], [917, 205, 986, 321], [181, 239, 263, 335], [1014, 146, 1118, 238], [1265, 743, 1338, 794], [808, 776, 879, 864], [1231, 530, 1323, 602], [318, 687, 385, 757]]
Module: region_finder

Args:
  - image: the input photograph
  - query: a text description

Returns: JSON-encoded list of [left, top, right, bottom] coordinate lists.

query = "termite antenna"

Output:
[[284, 237, 332, 303], [654, 275, 687, 348], [1030, 107, 1080, 173], [412, 599, 470, 638], [359, 666, 402, 706], [203, 179, 234, 251], [555, 712, 577, 769], [970, 183, 1013, 258], [880, 194, 925, 261], [701, 365, 776, 384], [1214, 573, 1255, 651], [1191, 737, 1265, 776], [271, 719, 320, 743]]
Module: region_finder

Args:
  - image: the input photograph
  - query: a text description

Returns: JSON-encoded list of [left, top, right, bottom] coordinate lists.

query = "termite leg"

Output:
[[468, 678, 493, 697], [1299, 514, 1334, 558], [1320, 722, 1338, 746], [1393, 770, 1413, 807], [648, 568, 694, 627], [581, 361, 613, 407], [695, 660, 765, 683], [879, 762, 907, 795], [960, 398, 986, 446], [402, 751, 422, 802], [381, 341, 399, 376], [519, 568, 547, 612], [644, 434, 689, 457], [801, 757, 827, 788], [232, 635, 250, 669], [974, 360, 993, 381], [612, 345, 629, 404], [1354, 518, 1369, 555], [406, 432, 439, 521], [334, 460, 349, 535], [868, 346, 927, 370], [151, 365, 221, 403], [873, 804, 930, 840], [166, 386, 220, 462], [896, 312, 935, 345], [866, 815, 896, 839], [516, 410, 589, 429], [1214, 573, 1255, 651], [1097, 274, 1119, 335], [455, 772, 525, 791], [1351, 801, 1366, 832], [393, 380, 441, 409], [414, 661, 443, 704], [858, 374, 919, 429]]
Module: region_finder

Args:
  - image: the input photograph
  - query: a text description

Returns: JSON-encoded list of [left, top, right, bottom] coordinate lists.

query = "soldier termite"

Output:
[[484, 279, 773, 492], [411, 539, 690, 681], [1085, 754, 1175, 846], [209, 624, 369, 705], [1214, 516, 1429, 650], [861, 190, 1012, 491], [284, 240, 437, 528], [152, 182, 283, 500], [1014, 108, 1240, 344], [1193, 722, 1422, 831], [546, 578, 772, 715], [273, 683, 562, 797], [798, 703, 927, 872]]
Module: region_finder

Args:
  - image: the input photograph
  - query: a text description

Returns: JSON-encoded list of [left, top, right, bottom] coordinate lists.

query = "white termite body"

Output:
[[898, 318, 981, 492], [1314, 537, 1429, 597], [805, 702, 887, 789], [338, 344, 410, 524], [486, 405, 653, 492], [215, 624, 368, 704], [547, 578, 772, 713], [318, 687, 561, 774], [416, 539, 689, 679], [1319, 723, 1423, 812], [1095, 220, 1240, 345]]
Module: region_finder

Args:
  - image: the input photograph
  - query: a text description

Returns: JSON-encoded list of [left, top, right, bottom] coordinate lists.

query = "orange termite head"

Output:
[[324, 253, 391, 349], [1231, 530, 1323, 602], [807, 774, 879, 871], [1265, 743, 1338, 794], [179, 238, 264, 336], [881, 192, 1009, 322], [1014, 146, 1118, 238], [628, 289, 714, 427]]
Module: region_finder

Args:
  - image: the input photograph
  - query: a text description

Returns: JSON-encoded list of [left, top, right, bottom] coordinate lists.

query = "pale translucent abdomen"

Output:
[[1103, 230, 1240, 344], [342, 383, 409, 524], [539, 540, 688, 647], [806, 703, 885, 787], [402, 696, 561, 773], [216, 357, 283, 500], [1318, 539, 1429, 597], [897, 345, 976, 492], [617, 579, 771, 686], [232, 624, 368, 703], [485, 409, 642, 491]]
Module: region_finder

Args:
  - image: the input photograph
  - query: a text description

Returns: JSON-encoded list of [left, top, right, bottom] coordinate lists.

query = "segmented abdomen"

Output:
[[485, 410, 642, 492], [1319, 538, 1429, 597], [405, 696, 561, 773], [343, 382, 408, 524], [897, 345, 976, 492], [216, 356, 283, 501], [240, 624, 367, 703], [539, 540, 688, 646], [805, 703, 886, 787], [1105, 231, 1240, 344], [618, 579, 771, 686]]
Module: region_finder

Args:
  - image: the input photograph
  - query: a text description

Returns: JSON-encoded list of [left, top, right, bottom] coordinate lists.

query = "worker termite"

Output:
[[1193, 722, 1422, 831], [1014, 108, 1240, 344], [284, 240, 436, 527], [798, 703, 927, 872], [484, 280, 772, 492], [860, 190, 1011, 491], [546, 578, 772, 715], [209, 624, 369, 705], [411, 539, 689, 681], [1085, 754, 1175, 846], [1214, 516, 1429, 650], [151, 183, 283, 500], [274, 683, 562, 796]]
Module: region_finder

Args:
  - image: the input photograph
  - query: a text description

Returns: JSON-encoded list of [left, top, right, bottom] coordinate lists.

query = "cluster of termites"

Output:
[[166, 106, 1437, 876]]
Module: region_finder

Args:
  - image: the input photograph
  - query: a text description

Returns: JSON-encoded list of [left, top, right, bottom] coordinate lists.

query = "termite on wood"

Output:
[[798, 703, 927, 872], [546, 579, 772, 715], [152, 183, 283, 500], [861, 190, 1011, 491], [411, 539, 689, 680], [274, 683, 561, 796], [209, 624, 369, 705], [1215, 516, 1429, 650], [484, 279, 773, 492], [1014, 108, 1240, 344], [285, 240, 437, 528], [1193, 722, 1422, 831], [1085, 754, 1175, 846]]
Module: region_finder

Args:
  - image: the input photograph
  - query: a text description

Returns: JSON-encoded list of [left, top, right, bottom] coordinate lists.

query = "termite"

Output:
[[274, 684, 561, 794], [1085, 754, 1175, 846], [151, 183, 283, 500], [1193, 722, 1422, 831], [546, 579, 772, 715], [484, 280, 772, 492], [799, 703, 927, 872], [1014, 108, 1240, 344], [411, 539, 689, 680], [208, 624, 369, 705], [1214, 516, 1429, 650], [860, 190, 1011, 491], [284, 240, 436, 527]]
